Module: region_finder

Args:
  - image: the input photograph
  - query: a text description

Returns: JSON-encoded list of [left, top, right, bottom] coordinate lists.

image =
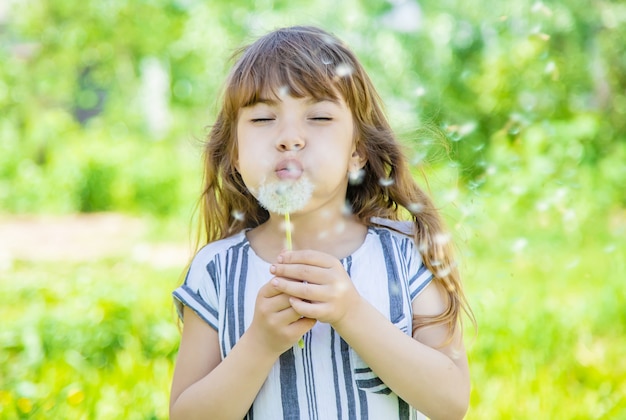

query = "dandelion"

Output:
[[256, 176, 314, 349], [257, 177, 314, 216]]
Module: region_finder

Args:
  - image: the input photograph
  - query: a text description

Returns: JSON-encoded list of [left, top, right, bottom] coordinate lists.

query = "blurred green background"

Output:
[[1, 0, 625, 418]]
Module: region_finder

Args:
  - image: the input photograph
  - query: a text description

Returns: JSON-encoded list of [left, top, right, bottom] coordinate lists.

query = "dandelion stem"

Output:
[[285, 212, 292, 251], [285, 212, 304, 349]]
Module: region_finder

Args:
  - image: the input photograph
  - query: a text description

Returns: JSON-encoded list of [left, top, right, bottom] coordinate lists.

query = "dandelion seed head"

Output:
[[256, 177, 314, 214]]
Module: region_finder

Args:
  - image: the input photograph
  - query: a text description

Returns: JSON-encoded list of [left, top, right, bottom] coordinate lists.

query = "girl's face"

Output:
[[236, 93, 364, 215]]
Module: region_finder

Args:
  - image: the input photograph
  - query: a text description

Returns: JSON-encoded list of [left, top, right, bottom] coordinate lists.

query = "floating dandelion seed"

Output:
[[408, 202, 424, 214], [231, 210, 245, 221], [378, 177, 394, 187], [434, 233, 451, 245], [531, 2, 553, 16], [342, 201, 354, 216], [414, 86, 426, 97], [334, 222, 347, 234], [411, 151, 427, 166], [335, 63, 353, 78], [604, 244, 615, 253], [320, 54, 333, 65], [349, 168, 366, 185], [278, 85, 290, 98], [436, 267, 452, 278], [511, 238, 528, 254], [442, 189, 459, 202]]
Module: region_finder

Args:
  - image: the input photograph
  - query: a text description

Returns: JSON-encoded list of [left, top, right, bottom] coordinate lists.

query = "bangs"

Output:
[[225, 26, 357, 110]]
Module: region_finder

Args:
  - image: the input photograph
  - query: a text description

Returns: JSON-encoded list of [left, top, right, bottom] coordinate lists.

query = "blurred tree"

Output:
[[0, 0, 624, 215]]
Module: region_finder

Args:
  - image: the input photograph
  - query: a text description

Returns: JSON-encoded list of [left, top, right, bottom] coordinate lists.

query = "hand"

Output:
[[247, 280, 316, 355], [270, 250, 362, 326]]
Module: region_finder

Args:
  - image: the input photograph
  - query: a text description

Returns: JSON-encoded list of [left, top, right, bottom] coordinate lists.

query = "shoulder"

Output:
[[192, 230, 249, 263], [369, 217, 415, 241]]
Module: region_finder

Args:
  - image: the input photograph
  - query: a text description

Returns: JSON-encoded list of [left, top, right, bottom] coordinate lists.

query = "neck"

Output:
[[247, 204, 368, 261]]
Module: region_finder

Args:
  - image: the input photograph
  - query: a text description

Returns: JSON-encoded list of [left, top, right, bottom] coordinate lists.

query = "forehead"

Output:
[[228, 32, 354, 109]]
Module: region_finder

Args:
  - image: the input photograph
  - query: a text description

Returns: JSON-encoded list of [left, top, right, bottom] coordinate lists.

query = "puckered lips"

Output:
[[275, 159, 303, 180]]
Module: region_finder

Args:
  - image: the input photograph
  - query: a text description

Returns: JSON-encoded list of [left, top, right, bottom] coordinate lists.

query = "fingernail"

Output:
[[271, 278, 279, 286], [270, 265, 276, 274]]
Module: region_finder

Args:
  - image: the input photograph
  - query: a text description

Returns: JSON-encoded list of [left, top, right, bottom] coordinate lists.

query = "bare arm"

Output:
[[169, 282, 315, 420], [272, 250, 470, 420], [332, 282, 470, 419]]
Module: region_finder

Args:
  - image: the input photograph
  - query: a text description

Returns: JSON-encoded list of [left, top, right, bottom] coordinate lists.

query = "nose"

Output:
[[276, 121, 305, 152]]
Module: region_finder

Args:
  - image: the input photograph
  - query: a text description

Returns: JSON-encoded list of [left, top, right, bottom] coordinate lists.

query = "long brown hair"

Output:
[[198, 26, 474, 339]]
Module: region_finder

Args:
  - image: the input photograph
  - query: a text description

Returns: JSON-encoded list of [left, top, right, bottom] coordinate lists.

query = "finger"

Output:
[[258, 279, 286, 298], [272, 277, 320, 302], [289, 297, 325, 320], [291, 317, 316, 334], [263, 291, 301, 314], [274, 304, 310, 325], [277, 249, 336, 268], [271, 263, 328, 284]]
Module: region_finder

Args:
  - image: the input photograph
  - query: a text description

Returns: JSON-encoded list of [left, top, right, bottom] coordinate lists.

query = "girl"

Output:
[[170, 26, 474, 420]]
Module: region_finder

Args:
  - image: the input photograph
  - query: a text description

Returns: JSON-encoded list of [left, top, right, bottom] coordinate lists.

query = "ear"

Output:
[[349, 147, 367, 170]]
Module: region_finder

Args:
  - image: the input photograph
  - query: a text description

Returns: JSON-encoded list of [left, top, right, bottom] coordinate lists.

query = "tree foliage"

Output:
[[1, 0, 624, 215]]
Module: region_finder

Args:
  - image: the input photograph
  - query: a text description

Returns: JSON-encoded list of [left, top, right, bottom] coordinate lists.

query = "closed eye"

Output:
[[251, 118, 274, 123], [310, 117, 332, 121]]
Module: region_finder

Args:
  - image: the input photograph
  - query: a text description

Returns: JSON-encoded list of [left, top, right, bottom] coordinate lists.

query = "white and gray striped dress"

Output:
[[173, 220, 432, 419]]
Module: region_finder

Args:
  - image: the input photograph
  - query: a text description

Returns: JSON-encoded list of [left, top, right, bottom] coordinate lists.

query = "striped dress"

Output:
[[173, 220, 433, 419]]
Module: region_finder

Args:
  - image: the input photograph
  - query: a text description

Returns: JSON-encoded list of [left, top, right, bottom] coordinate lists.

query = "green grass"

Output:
[[0, 259, 182, 419], [0, 200, 624, 419]]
